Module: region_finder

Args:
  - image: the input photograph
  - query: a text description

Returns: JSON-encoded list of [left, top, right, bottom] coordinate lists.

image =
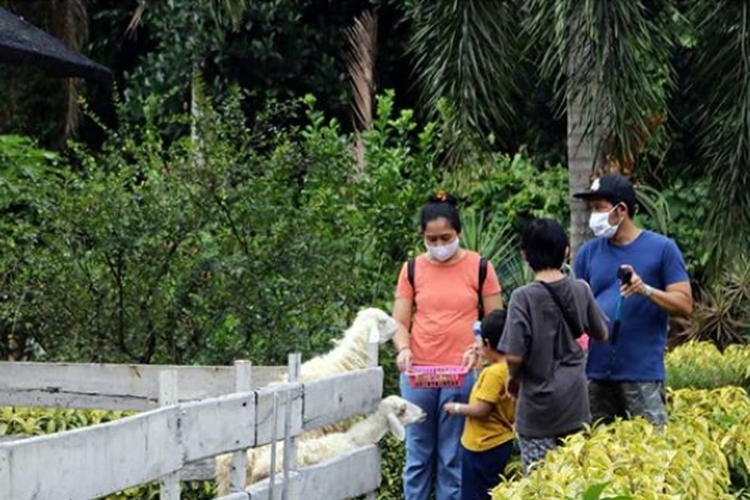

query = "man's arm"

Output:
[[621, 269, 693, 317]]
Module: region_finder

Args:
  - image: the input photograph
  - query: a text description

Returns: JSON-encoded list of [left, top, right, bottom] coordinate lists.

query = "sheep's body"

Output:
[[279, 307, 399, 383], [275, 308, 399, 438], [215, 395, 425, 495]]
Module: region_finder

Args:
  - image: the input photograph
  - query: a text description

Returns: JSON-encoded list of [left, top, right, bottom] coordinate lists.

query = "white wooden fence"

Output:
[[0, 354, 386, 500]]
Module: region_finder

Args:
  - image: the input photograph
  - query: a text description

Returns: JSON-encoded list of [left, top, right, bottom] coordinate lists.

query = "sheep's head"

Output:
[[380, 395, 426, 442], [351, 307, 400, 344]]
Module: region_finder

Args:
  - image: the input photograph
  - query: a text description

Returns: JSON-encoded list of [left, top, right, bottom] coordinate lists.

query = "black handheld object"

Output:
[[617, 266, 633, 285], [611, 266, 632, 344]]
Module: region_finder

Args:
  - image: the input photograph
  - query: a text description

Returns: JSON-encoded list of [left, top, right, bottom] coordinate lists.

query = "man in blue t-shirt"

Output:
[[573, 174, 693, 427]]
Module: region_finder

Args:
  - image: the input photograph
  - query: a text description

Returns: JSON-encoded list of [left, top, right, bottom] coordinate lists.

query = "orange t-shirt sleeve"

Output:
[[482, 260, 502, 297], [395, 262, 414, 300]]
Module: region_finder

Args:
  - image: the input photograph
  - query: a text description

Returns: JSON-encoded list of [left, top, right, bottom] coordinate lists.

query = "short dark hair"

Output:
[[420, 192, 461, 233], [521, 218, 569, 272], [481, 310, 507, 352]]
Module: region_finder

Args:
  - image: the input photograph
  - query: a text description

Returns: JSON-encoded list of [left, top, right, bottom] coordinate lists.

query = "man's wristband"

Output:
[[453, 403, 461, 414], [644, 285, 654, 298]]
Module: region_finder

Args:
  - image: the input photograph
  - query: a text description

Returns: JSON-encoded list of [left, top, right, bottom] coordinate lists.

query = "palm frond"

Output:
[[407, 0, 520, 153], [126, 0, 249, 36], [689, 0, 750, 271], [344, 11, 378, 177], [345, 11, 378, 133], [525, 0, 676, 169], [635, 183, 671, 235], [125, 1, 146, 38]]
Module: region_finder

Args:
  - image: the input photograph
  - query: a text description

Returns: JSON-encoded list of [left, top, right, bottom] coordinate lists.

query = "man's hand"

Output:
[[619, 264, 647, 298]]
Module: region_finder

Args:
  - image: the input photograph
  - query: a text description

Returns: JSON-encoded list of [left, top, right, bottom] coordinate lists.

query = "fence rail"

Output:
[[0, 361, 287, 411], [0, 359, 384, 500]]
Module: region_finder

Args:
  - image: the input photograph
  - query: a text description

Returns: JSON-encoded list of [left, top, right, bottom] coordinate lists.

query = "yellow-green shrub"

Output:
[[669, 386, 750, 483], [492, 387, 750, 499], [666, 341, 750, 391], [491, 418, 731, 499]]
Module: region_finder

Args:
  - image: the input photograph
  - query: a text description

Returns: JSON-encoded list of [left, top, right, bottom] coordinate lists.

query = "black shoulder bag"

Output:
[[537, 281, 585, 358]]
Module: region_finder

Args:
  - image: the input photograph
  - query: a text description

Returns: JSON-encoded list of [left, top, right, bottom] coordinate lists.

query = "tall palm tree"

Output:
[[408, 0, 675, 256], [689, 0, 750, 271], [407, 0, 521, 164]]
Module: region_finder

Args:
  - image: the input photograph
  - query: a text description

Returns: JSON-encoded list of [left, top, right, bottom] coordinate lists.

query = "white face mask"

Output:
[[425, 237, 460, 262], [589, 206, 622, 239]]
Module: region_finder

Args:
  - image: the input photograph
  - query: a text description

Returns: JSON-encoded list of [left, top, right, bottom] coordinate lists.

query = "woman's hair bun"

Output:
[[428, 189, 458, 206]]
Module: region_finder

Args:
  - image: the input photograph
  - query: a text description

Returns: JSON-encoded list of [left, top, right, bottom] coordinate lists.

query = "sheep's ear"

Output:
[[368, 324, 380, 343], [386, 413, 406, 441]]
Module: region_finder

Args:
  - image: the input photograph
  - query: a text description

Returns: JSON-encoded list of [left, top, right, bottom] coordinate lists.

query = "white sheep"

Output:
[[216, 395, 425, 495], [279, 307, 399, 383]]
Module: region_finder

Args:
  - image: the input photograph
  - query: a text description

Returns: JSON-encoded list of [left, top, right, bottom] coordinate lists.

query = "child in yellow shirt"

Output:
[[444, 310, 516, 500]]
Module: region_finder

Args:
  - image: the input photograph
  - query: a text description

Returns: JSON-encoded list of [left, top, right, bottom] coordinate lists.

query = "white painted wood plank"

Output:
[[215, 494, 250, 500], [282, 353, 301, 500], [179, 457, 216, 481], [160, 371, 181, 500], [0, 407, 183, 500], [245, 445, 381, 500], [302, 368, 383, 431], [255, 383, 303, 446], [180, 392, 255, 461], [296, 445, 381, 500], [230, 360, 253, 493], [0, 362, 286, 410]]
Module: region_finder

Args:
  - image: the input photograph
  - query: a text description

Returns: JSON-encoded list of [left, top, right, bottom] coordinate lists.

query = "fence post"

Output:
[[365, 334, 380, 499], [159, 370, 180, 500], [229, 360, 253, 493], [282, 352, 301, 500]]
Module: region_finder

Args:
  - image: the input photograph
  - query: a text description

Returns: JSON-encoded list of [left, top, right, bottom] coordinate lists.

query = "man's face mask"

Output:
[[589, 205, 622, 239]]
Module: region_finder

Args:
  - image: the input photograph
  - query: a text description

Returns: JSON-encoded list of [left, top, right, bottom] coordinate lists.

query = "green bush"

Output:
[[666, 341, 750, 392], [0, 90, 443, 366]]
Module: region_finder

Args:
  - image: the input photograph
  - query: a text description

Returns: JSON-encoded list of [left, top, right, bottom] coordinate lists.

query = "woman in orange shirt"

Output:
[[392, 193, 504, 500]]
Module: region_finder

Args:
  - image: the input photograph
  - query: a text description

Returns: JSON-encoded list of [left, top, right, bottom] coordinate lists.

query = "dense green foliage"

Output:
[[0, 88, 578, 365]]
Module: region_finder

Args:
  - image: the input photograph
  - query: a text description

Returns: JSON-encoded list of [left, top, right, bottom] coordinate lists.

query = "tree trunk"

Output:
[[566, 34, 597, 261], [566, 87, 596, 261]]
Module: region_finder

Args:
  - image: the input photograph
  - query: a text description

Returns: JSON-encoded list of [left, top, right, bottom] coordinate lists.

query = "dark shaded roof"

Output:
[[0, 6, 112, 81]]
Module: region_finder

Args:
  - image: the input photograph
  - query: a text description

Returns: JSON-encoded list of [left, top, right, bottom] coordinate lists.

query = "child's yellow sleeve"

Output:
[[474, 364, 507, 404]]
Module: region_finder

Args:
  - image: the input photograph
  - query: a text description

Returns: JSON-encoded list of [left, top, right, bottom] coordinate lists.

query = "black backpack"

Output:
[[407, 256, 489, 320]]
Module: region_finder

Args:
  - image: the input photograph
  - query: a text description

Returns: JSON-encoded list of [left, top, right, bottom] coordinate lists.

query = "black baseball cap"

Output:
[[573, 174, 637, 213]]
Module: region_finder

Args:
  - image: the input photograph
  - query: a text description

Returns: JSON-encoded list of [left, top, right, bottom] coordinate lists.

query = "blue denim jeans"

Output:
[[400, 371, 476, 500]]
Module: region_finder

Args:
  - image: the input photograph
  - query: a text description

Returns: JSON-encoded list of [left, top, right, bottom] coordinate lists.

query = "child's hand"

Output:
[[444, 402, 462, 415], [506, 376, 520, 400], [462, 343, 481, 369]]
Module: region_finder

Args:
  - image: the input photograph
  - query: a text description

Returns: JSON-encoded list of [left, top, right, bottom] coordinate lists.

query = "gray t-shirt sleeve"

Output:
[[582, 281, 608, 341], [497, 290, 531, 358]]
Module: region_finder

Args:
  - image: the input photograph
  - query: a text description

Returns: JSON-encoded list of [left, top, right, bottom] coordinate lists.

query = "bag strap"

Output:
[[407, 256, 488, 320], [537, 280, 582, 340], [407, 258, 417, 312], [477, 257, 488, 320]]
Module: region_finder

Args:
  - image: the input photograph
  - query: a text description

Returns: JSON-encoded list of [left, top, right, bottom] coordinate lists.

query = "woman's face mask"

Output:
[[425, 237, 460, 262], [589, 205, 622, 239]]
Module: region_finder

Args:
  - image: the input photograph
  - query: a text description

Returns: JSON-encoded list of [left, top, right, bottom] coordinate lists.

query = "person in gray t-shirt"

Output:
[[498, 218, 608, 474]]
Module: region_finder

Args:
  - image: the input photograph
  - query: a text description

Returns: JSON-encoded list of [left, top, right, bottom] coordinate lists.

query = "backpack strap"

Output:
[[408, 256, 488, 319], [407, 258, 416, 311], [478, 257, 488, 320]]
